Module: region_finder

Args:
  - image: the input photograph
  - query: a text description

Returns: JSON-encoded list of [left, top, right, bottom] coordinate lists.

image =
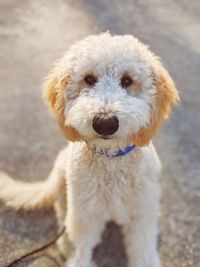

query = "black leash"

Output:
[[7, 227, 66, 267]]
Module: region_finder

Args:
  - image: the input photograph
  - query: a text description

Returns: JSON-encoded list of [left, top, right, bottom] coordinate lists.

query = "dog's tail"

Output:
[[0, 171, 57, 209], [0, 165, 66, 210], [0, 148, 67, 210]]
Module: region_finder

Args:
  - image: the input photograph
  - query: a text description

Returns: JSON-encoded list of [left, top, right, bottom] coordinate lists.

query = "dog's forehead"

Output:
[[70, 34, 155, 75]]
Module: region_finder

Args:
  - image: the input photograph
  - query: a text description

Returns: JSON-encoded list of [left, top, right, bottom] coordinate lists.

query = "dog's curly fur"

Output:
[[0, 33, 179, 267]]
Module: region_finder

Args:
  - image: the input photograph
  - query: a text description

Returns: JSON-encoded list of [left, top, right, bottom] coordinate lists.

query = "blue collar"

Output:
[[96, 144, 136, 158]]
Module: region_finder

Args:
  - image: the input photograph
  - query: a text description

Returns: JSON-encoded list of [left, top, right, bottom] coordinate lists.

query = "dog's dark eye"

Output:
[[84, 74, 97, 86], [121, 75, 133, 88]]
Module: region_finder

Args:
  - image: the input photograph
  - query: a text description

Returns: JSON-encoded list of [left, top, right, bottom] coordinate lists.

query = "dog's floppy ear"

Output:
[[132, 62, 180, 146], [42, 61, 82, 141]]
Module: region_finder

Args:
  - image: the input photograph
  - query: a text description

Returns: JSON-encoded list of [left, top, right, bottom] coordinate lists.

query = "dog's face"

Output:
[[43, 33, 179, 149]]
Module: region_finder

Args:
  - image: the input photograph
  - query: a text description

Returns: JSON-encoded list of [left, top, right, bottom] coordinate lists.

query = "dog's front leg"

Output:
[[65, 212, 106, 267], [124, 218, 161, 267]]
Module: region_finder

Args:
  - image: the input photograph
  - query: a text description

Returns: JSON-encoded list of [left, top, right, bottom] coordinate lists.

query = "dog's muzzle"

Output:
[[92, 114, 119, 136]]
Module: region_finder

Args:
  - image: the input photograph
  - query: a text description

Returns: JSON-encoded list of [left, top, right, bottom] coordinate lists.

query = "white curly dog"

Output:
[[0, 33, 179, 267]]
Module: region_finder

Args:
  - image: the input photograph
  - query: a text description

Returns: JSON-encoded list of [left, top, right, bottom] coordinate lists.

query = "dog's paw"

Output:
[[57, 233, 75, 260], [65, 258, 96, 267]]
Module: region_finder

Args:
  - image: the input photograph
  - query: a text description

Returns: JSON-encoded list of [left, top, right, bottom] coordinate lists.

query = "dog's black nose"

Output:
[[92, 115, 119, 136]]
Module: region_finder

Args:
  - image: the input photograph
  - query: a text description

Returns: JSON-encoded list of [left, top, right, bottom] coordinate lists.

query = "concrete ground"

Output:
[[0, 0, 200, 266]]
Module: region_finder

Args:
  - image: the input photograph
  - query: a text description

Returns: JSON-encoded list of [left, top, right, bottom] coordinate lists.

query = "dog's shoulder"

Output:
[[139, 143, 162, 177]]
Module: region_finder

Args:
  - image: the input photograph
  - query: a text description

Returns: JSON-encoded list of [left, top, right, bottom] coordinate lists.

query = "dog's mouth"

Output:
[[100, 135, 113, 140]]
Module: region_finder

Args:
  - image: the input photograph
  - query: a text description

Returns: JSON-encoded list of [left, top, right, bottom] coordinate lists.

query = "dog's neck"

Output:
[[95, 144, 136, 158], [85, 141, 137, 158]]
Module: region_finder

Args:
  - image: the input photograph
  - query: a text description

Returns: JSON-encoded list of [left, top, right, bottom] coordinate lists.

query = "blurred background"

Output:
[[0, 0, 199, 266]]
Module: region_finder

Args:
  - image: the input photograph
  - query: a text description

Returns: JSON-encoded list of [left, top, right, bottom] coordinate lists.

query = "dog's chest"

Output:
[[66, 145, 139, 222]]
